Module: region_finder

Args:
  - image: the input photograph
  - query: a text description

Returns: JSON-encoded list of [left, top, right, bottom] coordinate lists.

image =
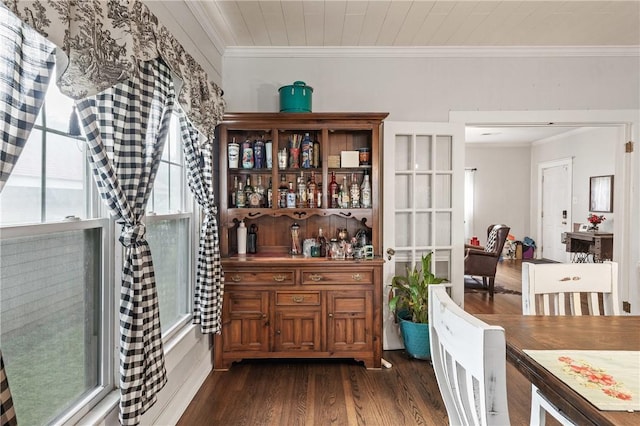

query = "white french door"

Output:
[[540, 159, 572, 262], [382, 121, 464, 349]]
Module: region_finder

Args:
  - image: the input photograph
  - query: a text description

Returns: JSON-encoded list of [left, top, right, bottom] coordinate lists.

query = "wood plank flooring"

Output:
[[177, 260, 538, 425]]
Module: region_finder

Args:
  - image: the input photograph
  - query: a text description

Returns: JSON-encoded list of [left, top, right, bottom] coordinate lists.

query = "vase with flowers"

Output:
[[587, 213, 606, 231]]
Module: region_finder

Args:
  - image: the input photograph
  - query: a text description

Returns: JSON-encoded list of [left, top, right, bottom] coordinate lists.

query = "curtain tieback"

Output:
[[203, 206, 218, 218], [120, 223, 146, 247]]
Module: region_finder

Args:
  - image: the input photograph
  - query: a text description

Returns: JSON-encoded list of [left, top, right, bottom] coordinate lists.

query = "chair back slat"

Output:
[[522, 262, 619, 316], [429, 285, 510, 426]]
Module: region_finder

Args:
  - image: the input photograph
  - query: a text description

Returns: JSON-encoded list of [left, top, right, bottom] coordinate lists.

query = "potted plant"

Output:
[[388, 252, 446, 359]]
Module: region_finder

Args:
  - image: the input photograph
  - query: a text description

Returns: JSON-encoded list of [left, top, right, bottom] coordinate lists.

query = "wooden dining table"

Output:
[[475, 314, 640, 426]]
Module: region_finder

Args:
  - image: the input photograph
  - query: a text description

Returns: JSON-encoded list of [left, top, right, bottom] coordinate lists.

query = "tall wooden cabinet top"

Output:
[[217, 112, 388, 259]]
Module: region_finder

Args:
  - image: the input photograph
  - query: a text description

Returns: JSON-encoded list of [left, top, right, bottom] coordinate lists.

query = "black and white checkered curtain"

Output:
[[75, 58, 174, 426], [0, 3, 54, 193], [178, 110, 225, 334]]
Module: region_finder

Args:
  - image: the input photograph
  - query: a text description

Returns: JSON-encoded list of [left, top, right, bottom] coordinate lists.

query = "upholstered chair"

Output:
[[464, 224, 511, 298]]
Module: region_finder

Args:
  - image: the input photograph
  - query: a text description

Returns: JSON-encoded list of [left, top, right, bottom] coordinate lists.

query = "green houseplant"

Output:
[[388, 252, 446, 359]]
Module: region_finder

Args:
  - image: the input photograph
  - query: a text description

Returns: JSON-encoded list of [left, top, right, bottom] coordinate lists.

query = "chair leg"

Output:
[[488, 277, 495, 298], [530, 384, 575, 426], [482, 277, 487, 288]]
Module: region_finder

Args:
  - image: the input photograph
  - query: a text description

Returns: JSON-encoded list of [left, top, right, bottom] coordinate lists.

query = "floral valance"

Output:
[[3, 0, 224, 141]]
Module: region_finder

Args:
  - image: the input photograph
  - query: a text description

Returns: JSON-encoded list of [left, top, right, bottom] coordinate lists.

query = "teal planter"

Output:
[[278, 81, 313, 112], [398, 315, 431, 360]]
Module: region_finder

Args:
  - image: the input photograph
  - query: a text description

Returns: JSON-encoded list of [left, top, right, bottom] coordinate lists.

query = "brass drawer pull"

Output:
[[231, 274, 242, 282], [292, 295, 304, 303], [273, 274, 286, 282], [309, 274, 322, 282], [352, 273, 362, 281]]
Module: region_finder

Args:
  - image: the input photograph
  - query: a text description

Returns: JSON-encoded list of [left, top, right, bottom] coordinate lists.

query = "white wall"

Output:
[[531, 127, 619, 235], [465, 144, 531, 244]]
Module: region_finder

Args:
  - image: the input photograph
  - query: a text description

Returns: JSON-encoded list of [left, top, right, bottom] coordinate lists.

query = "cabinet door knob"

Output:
[[309, 274, 322, 282], [328, 313, 333, 318], [273, 274, 286, 282], [352, 273, 362, 281], [292, 295, 304, 303], [231, 274, 242, 282]]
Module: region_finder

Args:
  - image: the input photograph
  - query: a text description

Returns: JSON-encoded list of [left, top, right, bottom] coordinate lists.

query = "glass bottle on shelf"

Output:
[[286, 182, 296, 208], [236, 181, 246, 208], [290, 222, 301, 255], [278, 174, 288, 208], [231, 175, 238, 207], [316, 183, 322, 208], [301, 133, 312, 168], [313, 138, 320, 168], [245, 176, 258, 208], [329, 172, 339, 208], [350, 173, 360, 208], [242, 139, 254, 169], [317, 227, 327, 257], [254, 175, 265, 207], [340, 175, 350, 208], [266, 177, 273, 208], [307, 171, 317, 208], [297, 172, 307, 208], [360, 172, 371, 208]]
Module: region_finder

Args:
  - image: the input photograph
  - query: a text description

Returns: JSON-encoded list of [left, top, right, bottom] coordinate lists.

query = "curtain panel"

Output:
[[178, 110, 224, 334], [0, 3, 54, 192], [75, 57, 174, 425], [2, 0, 225, 141]]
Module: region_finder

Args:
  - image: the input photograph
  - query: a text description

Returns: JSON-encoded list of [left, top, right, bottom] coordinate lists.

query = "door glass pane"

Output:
[[435, 212, 452, 245], [147, 217, 190, 334], [415, 174, 431, 209], [394, 134, 411, 171], [434, 249, 452, 281], [415, 134, 432, 171], [394, 212, 412, 247], [0, 130, 43, 225], [46, 134, 85, 221], [415, 212, 432, 246], [0, 228, 102, 426], [435, 174, 452, 209], [435, 135, 452, 170], [394, 174, 411, 209]]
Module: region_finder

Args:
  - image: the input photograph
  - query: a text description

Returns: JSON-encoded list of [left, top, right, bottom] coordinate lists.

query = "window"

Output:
[[0, 80, 112, 425], [145, 112, 193, 336]]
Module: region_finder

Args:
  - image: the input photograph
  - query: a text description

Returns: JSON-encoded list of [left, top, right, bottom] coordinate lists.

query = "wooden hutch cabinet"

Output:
[[214, 112, 388, 370]]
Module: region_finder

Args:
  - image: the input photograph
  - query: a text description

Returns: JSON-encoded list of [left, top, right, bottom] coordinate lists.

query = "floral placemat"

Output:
[[524, 350, 640, 411]]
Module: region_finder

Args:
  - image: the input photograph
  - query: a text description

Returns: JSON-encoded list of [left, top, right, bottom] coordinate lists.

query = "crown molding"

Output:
[[224, 45, 640, 59]]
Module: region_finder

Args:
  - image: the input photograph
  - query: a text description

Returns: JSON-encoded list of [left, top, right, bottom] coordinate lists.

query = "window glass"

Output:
[[46, 133, 85, 221], [0, 228, 102, 426], [147, 217, 191, 333]]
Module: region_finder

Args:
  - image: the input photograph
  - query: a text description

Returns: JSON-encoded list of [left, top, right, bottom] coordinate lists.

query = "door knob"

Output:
[[386, 248, 395, 260]]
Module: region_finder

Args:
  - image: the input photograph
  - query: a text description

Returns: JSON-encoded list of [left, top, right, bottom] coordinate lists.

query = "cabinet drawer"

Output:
[[301, 270, 373, 285], [276, 291, 321, 306], [226, 270, 295, 285]]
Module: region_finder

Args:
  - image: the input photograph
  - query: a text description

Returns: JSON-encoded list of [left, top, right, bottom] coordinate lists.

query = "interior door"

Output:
[[382, 121, 464, 349], [541, 161, 572, 262]]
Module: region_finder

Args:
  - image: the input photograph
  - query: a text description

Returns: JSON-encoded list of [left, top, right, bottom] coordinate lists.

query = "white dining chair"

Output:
[[522, 261, 620, 426], [428, 284, 510, 426], [522, 261, 619, 316]]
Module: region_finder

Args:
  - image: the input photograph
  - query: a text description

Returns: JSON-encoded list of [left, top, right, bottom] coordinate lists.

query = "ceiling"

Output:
[[175, 1, 639, 145], [190, 1, 640, 48]]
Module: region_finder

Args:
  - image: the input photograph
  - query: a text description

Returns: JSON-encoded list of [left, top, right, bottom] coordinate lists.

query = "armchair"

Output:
[[464, 224, 510, 298]]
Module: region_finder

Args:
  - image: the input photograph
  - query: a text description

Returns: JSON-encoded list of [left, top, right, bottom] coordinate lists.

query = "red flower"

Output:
[[588, 213, 606, 225]]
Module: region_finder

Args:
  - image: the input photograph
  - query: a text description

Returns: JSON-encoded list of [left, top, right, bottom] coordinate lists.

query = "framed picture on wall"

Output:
[[589, 175, 614, 213]]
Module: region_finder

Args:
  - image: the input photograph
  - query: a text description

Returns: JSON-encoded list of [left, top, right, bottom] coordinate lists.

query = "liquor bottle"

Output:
[[245, 176, 257, 208], [278, 174, 288, 208], [236, 181, 246, 208], [254, 175, 265, 207], [231, 175, 238, 207], [297, 172, 307, 208], [340, 175, 350, 208], [316, 183, 322, 208], [286, 182, 296, 208], [329, 172, 339, 208], [307, 171, 317, 208], [317, 227, 327, 257], [266, 177, 273, 208], [360, 172, 371, 208], [350, 173, 360, 208]]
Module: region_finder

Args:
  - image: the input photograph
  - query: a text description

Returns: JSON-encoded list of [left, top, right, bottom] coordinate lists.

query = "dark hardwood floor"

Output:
[[178, 260, 537, 425]]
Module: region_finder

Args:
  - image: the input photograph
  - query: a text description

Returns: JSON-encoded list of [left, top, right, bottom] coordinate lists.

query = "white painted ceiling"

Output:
[[167, 1, 639, 145], [190, 1, 640, 48]]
